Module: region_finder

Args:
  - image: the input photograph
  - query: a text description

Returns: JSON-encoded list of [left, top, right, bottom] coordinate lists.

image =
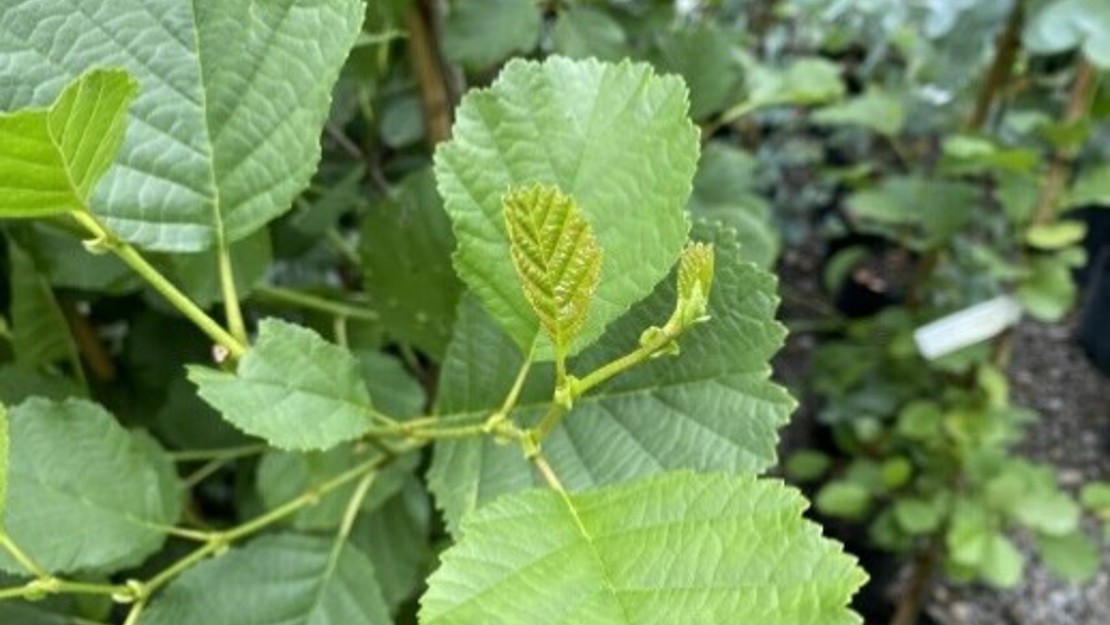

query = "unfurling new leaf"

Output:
[[504, 184, 603, 360], [674, 241, 715, 327]]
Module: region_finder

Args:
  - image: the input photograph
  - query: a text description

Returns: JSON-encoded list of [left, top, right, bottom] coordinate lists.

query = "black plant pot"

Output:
[[1073, 207, 1110, 376]]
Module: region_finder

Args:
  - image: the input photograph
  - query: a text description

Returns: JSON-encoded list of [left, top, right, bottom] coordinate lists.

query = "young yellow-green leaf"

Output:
[[673, 241, 715, 325], [0, 0, 364, 251], [1025, 221, 1087, 250], [0, 69, 135, 217], [0, 398, 181, 574], [504, 184, 603, 357], [188, 319, 376, 451], [421, 472, 866, 625], [140, 534, 390, 625], [436, 57, 698, 359], [429, 222, 795, 533]]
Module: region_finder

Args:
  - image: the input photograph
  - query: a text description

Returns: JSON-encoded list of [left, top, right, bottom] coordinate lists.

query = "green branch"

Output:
[[70, 211, 247, 359], [251, 285, 379, 323]]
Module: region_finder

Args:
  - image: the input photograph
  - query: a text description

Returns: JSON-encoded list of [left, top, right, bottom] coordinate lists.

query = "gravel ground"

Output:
[[928, 321, 1110, 625]]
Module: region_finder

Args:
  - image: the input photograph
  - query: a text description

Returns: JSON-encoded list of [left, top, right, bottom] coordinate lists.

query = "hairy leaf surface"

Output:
[[0, 0, 364, 250], [189, 319, 376, 451], [141, 534, 390, 625], [0, 398, 181, 574], [436, 57, 698, 359], [429, 223, 795, 532], [421, 472, 866, 625]]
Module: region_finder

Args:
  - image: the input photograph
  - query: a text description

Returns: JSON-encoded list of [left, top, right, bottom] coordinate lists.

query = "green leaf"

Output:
[[812, 88, 906, 136], [847, 176, 978, 249], [893, 496, 947, 535], [0, 398, 181, 574], [352, 477, 433, 612], [504, 184, 603, 359], [428, 223, 794, 533], [443, 0, 541, 70], [436, 57, 698, 359], [360, 169, 463, 360], [1017, 253, 1080, 321], [8, 241, 76, 370], [651, 24, 744, 120], [1012, 490, 1081, 536], [552, 8, 627, 62], [748, 57, 845, 108], [816, 481, 872, 520], [687, 144, 779, 267], [1026, 221, 1087, 250], [0, 69, 135, 218], [188, 318, 376, 451], [1025, 0, 1110, 68], [141, 534, 391, 625], [1037, 531, 1099, 582], [421, 472, 866, 625], [1065, 162, 1110, 208], [1081, 482, 1110, 511], [357, 351, 427, 419], [0, 0, 365, 251], [979, 533, 1024, 588], [785, 450, 831, 482], [0, 366, 81, 406]]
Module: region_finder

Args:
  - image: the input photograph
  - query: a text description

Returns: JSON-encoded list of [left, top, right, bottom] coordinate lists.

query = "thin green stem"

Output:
[[169, 444, 268, 463], [325, 229, 362, 267], [531, 403, 568, 443], [122, 600, 146, 625], [182, 457, 234, 489], [70, 211, 247, 359], [0, 532, 45, 578], [326, 470, 378, 569], [575, 321, 682, 397], [217, 242, 249, 346], [251, 285, 379, 323], [144, 447, 407, 597]]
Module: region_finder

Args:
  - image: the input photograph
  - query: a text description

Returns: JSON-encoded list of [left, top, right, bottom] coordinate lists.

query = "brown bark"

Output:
[[405, 0, 453, 146]]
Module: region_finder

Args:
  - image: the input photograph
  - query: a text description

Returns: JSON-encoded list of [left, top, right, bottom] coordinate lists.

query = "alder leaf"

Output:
[[360, 169, 463, 360], [421, 472, 866, 625], [429, 222, 795, 533], [0, 398, 181, 574], [141, 534, 391, 625], [436, 57, 698, 359], [503, 184, 603, 359], [0, 0, 365, 251], [8, 241, 77, 370], [188, 319, 376, 451], [0, 69, 135, 218]]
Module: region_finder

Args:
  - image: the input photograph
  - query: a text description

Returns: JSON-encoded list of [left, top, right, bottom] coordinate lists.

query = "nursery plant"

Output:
[[777, 0, 1110, 622], [0, 2, 868, 625]]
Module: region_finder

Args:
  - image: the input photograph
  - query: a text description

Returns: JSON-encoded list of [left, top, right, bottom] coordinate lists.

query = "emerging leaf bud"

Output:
[[674, 242, 715, 327]]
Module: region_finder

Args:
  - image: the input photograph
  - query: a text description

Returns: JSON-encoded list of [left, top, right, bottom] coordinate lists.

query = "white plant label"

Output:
[[914, 295, 1023, 360]]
